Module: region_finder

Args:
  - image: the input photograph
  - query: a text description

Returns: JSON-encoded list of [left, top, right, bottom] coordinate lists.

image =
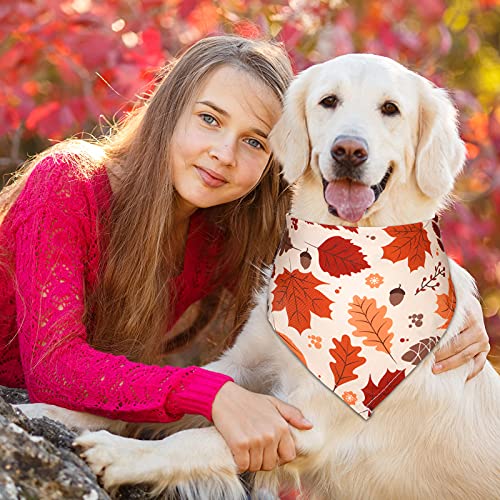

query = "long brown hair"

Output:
[[0, 35, 293, 364]]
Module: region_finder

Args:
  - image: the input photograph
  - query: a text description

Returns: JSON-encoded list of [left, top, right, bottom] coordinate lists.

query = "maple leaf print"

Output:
[[361, 368, 406, 412], [271, 268, 333, 334], [381, 223, 432, 271], [435, 275, 456, 329], [317, 236, 369, 277], [348, 296, 396, 363], [276, 330, 308, 367], [329, 335, 366, 389], [401, 337, 440, 365]]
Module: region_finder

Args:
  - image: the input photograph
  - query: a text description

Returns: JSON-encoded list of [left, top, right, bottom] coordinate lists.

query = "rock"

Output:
[[0, 386, 151, 500]]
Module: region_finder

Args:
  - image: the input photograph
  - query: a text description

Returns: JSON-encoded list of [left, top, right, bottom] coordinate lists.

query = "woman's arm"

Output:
[[432, 295, 490, 380], [13, 157, 233, 424]]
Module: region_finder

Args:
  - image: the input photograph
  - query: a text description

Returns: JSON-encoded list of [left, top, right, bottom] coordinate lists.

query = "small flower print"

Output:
[[342, 391, 357, 405], [366, 273, 384, 288]]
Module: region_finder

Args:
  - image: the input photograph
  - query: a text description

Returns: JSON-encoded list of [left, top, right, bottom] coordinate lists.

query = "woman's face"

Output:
[[170, 65, 282, 217]]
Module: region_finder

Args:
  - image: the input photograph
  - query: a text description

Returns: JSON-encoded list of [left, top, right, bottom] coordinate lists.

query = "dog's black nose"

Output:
[[331, 136, 368, 167]]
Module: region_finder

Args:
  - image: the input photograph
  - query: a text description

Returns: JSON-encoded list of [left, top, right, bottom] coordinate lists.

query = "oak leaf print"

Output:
[[276, 331, 308, 367], [435, 275, 456, 329], [348, 296, 396, 362], [382, 223, 432, 271], [361, 368, 406, 412], [401, 337, 440, 365], [329, 335, 366, 389], [318, 236, 369, 277], [271, 268, 333, 334]]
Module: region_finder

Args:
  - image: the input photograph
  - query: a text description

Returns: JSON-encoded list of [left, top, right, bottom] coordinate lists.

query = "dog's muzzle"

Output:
[[322, 166, 393, 222]]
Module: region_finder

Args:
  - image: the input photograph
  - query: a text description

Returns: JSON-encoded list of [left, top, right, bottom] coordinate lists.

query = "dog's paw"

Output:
[[15, 403, 70, 422], [74, 430, 159, 490]]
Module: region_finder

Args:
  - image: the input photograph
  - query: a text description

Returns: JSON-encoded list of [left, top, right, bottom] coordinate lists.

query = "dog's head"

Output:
[[270, 54, 466, 225]]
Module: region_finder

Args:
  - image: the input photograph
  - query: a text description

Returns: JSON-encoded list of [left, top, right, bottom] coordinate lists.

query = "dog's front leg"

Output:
[[74, 426, 247, 499], [204, 289, 279, 394], [15, 402, 127, 433], [149, 291, 279, 439]]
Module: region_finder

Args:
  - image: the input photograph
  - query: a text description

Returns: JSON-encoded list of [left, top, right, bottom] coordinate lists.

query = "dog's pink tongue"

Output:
[[324, 179, 375, 222]]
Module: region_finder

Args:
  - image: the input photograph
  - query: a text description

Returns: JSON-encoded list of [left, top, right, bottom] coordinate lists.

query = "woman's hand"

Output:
[[211, 381, 313, 473], [432, 297, 490, 381]]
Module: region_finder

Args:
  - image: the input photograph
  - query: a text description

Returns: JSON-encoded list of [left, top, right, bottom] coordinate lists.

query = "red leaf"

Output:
[[178, 0, 198, 18], [382, 223, 432, 271], [25, 102, 61, 131], [234, 20, 262, 39], [271, 268, 333, 334], [329, 335, 366, 389], [361, 368, 406, 412], [317, 236, 369, 277]]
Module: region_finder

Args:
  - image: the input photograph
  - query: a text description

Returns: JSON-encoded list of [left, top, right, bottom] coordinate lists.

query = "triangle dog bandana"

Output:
[[268, 214, 456, 419]]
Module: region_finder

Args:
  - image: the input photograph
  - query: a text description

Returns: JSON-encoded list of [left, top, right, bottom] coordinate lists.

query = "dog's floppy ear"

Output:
[[414, 75, 466, 199], [269, 66, 315, 184]]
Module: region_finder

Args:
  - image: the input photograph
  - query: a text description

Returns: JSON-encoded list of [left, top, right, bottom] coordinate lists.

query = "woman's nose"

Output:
[[209, 138, 237, 166]]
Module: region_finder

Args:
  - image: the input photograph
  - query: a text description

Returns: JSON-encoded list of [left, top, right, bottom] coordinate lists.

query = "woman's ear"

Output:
[[414, 75, 466, 199], [269, 66, 315, 184]]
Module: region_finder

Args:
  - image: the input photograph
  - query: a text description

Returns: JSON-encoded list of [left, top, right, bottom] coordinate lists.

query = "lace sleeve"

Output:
[[13, 158, 233, 423]]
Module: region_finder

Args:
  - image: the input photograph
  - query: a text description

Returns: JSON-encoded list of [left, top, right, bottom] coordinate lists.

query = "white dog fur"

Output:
[[17, 54, 500, 499]]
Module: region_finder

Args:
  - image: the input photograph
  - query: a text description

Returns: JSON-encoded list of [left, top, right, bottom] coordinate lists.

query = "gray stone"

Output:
[[0, 386, 152, 500]]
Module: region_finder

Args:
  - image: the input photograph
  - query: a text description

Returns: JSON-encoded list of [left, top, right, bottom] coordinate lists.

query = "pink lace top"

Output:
[[0, 154, 234, 423]]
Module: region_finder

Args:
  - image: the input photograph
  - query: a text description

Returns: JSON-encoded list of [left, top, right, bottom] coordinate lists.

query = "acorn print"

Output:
[[300, 249, 312, 269], [389, 285, 405, 306]]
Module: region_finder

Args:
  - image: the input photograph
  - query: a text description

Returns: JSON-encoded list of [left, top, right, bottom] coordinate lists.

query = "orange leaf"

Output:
[[435, 275, 456, 329], [271, 268, 333, 334], [348, 296, 396, 362], [382, 223, 432, 271], [465, 142, 480, 160], [329, 334, 366, 389], [361, 368, 406, 412], [276, 331, 308, 367], [317, 236, 369, 277]]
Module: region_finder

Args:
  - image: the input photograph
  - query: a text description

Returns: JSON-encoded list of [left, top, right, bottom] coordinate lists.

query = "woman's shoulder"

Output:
[[28, 144, 106, 189], [11, 144, 109, 223]]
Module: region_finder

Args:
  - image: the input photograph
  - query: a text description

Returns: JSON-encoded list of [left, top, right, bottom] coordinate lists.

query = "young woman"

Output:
[[0, 35, 490, 474]]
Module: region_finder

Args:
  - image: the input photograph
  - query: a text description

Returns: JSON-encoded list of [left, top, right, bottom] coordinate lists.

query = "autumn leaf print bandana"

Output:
[[268, 214, 456, 419]]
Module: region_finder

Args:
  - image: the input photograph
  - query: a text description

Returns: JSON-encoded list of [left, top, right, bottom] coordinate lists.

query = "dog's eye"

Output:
[[381, 102, 400, 116], [320, 95, 339, 109]]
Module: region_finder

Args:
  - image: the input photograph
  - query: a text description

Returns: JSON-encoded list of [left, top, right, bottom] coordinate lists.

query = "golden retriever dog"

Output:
[[17, 54, 500, 499]]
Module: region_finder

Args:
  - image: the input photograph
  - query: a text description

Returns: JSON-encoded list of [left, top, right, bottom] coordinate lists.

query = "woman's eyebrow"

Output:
[[197, 100, 228, 116], [196, 100, 269, 139]]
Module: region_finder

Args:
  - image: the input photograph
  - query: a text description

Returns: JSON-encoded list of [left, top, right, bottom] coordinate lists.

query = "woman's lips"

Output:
[[195, 166, 227, 188]]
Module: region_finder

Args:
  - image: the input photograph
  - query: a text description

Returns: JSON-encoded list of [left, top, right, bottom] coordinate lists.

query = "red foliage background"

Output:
[[0, 0, 498, 357]]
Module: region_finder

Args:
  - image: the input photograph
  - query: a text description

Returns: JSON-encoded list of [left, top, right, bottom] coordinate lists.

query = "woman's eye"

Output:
[[246, 138, 265, 150], [200, 113, 218, 125]]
